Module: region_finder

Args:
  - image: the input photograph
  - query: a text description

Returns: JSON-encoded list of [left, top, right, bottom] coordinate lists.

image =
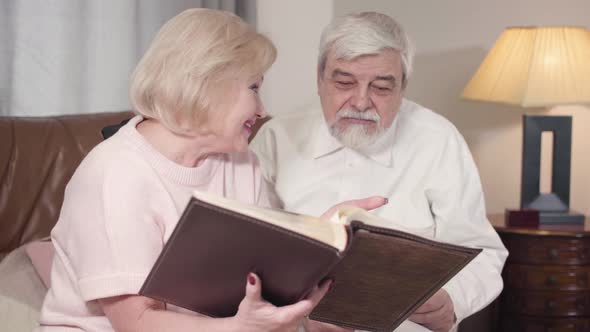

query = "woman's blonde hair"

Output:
[[130, 8, 276, 134]]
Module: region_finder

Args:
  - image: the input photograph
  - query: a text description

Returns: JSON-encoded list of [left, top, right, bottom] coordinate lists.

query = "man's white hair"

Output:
[[318, 12, 415, 88]]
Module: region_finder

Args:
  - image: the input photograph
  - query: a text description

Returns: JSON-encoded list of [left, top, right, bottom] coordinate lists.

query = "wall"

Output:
[[257, 0, 590, 215], [256, 0, 333, 115]]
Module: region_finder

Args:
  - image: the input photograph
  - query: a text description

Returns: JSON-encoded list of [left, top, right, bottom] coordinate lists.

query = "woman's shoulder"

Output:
[[85, 136, 145, 169], [68, 134, 156, 192]]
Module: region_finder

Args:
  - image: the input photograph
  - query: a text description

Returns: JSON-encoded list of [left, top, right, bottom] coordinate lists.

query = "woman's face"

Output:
[[207, 76, 267, 153]]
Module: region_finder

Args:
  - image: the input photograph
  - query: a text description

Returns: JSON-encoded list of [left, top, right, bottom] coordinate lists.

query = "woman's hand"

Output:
[[232, 273, 332, 332], [320, 196, 388, 220]]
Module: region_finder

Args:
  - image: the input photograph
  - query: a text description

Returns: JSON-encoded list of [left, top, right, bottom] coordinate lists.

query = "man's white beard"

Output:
[[329, 109, 385, 150]]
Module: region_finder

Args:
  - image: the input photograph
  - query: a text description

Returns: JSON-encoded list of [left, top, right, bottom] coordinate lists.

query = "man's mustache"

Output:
[[335, 109, 380, 122]]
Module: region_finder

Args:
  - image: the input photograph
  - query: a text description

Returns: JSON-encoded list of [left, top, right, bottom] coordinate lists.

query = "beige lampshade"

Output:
[[462, 26, 590, 107]]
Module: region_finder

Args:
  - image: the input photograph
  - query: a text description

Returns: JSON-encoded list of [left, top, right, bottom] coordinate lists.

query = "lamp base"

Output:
[[539, 211, 585, 224]]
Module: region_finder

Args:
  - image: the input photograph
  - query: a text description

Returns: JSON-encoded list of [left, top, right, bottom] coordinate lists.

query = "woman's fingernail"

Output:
[[328, 279, 335, 292], [248, 273, 256, 285]]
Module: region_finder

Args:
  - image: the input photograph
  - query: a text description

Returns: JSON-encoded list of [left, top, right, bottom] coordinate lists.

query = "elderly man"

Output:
[[251, 11, 508, 332]]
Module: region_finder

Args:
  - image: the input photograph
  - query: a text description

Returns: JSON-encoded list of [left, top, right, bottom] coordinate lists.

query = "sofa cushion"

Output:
[[0, 245, 47, 331], [25, 239, 54, 288]]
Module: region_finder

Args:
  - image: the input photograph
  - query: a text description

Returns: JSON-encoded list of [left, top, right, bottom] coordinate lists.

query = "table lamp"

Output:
[[461, 26, 590, 224]]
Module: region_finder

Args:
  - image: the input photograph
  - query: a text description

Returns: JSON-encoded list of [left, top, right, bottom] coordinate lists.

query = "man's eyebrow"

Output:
[[331, 69, 354, 78], [375, 75, 395, 82], [331, 70, 396, 83]]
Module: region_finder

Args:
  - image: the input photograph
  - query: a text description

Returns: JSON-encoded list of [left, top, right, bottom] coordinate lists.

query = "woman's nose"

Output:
[[255, 102, 268, 119]]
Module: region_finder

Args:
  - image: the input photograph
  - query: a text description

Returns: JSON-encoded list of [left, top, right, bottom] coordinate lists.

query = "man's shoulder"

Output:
[[224, 149, 260, 169], [254, 106, 323, 146], [398, 99, 459, 140]]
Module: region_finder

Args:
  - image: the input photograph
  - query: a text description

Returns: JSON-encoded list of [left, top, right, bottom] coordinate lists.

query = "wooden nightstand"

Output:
[[489, 214, 590, 331]]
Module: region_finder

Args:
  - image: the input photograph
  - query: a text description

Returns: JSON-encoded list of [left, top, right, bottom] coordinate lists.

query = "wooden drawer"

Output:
[[503, 264, 590, 290], [502, 235, 590, 265], [502, 290, 590, 316], [500, 314, 590, 332], [492, 214, 590, 331]]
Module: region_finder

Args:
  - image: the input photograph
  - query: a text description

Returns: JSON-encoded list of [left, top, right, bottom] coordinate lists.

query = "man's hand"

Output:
[[320, 196, 388, 220], [304, 319, 354, 332], [409, 289, 455, 332]]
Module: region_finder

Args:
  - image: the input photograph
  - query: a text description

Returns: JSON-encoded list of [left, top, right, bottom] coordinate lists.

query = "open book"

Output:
[[139, 191, 481, 332]]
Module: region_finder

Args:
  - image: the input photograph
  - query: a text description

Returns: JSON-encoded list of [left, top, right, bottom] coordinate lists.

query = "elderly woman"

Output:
[[35, 8, 383, 332]]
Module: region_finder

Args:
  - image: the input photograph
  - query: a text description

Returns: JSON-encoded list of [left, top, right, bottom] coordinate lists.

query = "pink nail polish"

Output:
[[248, 273, 256, 285]]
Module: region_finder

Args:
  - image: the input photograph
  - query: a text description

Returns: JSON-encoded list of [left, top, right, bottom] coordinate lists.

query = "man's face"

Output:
[[318, 49, 404, 149]]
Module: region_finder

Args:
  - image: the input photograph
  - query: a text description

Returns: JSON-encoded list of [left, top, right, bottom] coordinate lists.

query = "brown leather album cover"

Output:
[[140, 194, 481, 332], [310, 222, 481, 331]]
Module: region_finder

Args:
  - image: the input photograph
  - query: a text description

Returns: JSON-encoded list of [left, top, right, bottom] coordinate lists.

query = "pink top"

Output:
[[36, 116, 271, 331]]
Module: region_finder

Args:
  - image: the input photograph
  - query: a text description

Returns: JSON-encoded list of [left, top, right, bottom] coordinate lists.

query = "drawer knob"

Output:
[[545, 300, 557, 310], [548, 248, 559, 258], [546, 275, 558, 285]]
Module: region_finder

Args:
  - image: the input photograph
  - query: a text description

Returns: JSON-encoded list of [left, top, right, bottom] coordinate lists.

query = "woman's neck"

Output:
[[136, 119, 219, 168]]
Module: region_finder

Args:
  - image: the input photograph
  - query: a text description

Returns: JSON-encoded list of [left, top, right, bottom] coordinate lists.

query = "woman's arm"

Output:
[[100, 295, 236, 332], [100, 273, 332, 332]]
